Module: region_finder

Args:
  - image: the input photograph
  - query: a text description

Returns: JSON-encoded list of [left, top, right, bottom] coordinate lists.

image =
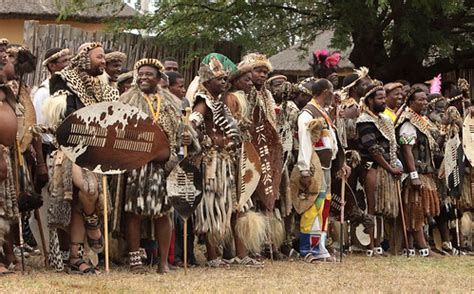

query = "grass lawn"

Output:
[[0, 255, 472, 293]]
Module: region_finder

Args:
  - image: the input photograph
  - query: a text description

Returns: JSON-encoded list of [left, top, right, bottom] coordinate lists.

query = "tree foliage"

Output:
[[61, 0, 473, 82]]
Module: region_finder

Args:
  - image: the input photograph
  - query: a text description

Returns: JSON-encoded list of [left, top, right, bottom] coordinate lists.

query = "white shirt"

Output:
[[32, 79, 54, 143], [297, 110, 338, 172]]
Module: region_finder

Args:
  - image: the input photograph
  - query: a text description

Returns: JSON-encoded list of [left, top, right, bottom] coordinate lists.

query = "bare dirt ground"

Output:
[[0, 255, 472, 293]]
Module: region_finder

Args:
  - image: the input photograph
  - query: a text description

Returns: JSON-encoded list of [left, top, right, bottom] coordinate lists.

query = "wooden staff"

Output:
[[183, 107, 191, 275], [33, 209, 48, 267], [102, 175, 110, 273], [14, 139, 26, 273], [396, 180, 409, 257], [340, 177, 346, 263]]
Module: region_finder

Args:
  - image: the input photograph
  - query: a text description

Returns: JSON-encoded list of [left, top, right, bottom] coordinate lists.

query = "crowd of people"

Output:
[[0, 39, 472, 275]]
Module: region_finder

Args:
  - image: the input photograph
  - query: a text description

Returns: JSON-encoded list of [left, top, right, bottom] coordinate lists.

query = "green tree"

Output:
[[60, 0, 473, 82]]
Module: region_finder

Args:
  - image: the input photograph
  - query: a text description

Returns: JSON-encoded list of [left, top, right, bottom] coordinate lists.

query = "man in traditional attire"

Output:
[[356, 84, 402, 256], [119, 58, 187, 273], [100, 50, 127, 88], [237, 54, 286, 258], [43, 42, 119, 273], [33, 47, 71, 161], [0, 67, 19, 273], [297, 78, 349, 262], [190, 54, 243, 267], [383, 82, 403, 123], [395, 88, 441, 257]]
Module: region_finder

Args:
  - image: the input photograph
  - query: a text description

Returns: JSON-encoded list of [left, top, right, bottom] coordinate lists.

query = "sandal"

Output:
[[442, 242, 459, 256], [304, 253, 335, 263], [232, 256, 264, 268], [82, 211, 104, 254], [129, 251, 146, 274], [205, 258, 230, 268], [68, 258, 99, 275]]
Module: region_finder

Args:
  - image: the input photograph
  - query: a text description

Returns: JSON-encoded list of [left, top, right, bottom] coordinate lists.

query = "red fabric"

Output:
[[168, 229, 175, 264]]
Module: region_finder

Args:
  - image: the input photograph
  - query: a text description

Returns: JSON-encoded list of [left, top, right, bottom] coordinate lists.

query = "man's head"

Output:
[[43, 48, 71, 74], [251, 66, 269, 89], [163, 57, 179, 72], [4, 45, 36, 80], [134, 58, 164, 94], [364, 84, 386, 113], [384, 82, 403, 110], [267, 75, 287, 90], [238, 53, 272, 90], [117, 70, 133, 94], [312, 78, 334, 106], [341, 67, 370, 101], [166, 71, 186, 99], [407, 88, 428, 115], [105, 51, 127, 82], [88, 47, 106, 76], [266, 75, 288, 103], [231, 72, 253, 94], [199, 55, 229, 97], [293, 77, 316, 109]]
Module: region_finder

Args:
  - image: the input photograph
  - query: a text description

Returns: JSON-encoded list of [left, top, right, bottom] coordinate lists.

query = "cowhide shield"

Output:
[[290, 152, 323, 215], [17, 85, 36, 152], [249, 106, 283, 211], [167, 156, 203, 220], [463, 115, 474, 166], [444, 133, 465, 198], [238, 141, 262, 210], [56, 101, 169, 174], [330, 177, 359, 220]]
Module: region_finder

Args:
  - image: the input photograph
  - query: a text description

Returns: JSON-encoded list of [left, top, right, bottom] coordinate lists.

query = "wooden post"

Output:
[[102, 176, 110, 273]]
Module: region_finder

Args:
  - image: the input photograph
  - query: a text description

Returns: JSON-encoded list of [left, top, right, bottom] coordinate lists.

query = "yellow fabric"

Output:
[[300, 204, 318, 233], [384, 107, 396, 122]]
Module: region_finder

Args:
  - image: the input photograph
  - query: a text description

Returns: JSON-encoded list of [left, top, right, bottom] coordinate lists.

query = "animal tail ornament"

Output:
[[42, 90, 68, 128], [306, 117, 325, 143], [235, 211, 267, 253], [266, 212, 285, 249]]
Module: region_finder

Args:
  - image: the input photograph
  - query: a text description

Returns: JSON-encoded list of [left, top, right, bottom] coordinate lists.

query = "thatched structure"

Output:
[[0, 0, 137, 22], [269, 31, 353, 80]]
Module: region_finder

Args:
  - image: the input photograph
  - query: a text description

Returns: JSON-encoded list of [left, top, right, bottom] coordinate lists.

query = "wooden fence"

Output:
[[23, 20, 200, 87]]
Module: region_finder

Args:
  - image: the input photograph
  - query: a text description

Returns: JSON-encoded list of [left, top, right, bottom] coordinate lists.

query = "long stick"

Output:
[[182, 107, 191, 274], [340, 178, 346, 262], [34, 209, 48, 267], [396, 181, 409, 257], [454, 200, 460, 256], [102, 176, 110, 273], [14, 139, 25, 273], [183, 218, 188, 275]]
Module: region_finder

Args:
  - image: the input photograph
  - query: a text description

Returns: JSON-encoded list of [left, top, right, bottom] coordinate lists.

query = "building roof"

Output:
[[0, 0, 138, 22], [269, 31, 353, 76]]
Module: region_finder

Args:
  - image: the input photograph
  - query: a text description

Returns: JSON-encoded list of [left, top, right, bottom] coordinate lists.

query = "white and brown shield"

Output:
[[56, 101, 169, 174], [250, 106, 283, 211], [237, 141, 262, 211], [167, 156, 203, 220], [463, 114, 474, 166]]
